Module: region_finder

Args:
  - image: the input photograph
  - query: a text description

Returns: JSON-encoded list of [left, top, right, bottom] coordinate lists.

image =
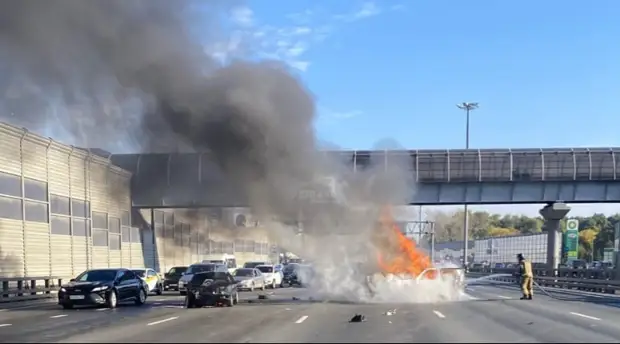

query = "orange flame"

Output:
[[375, 206, 434, 278]]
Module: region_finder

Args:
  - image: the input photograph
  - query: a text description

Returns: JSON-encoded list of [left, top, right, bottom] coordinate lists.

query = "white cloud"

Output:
[[212, 3, 403, 72], [316, 106, 363, 126], [351, 2, 382, 20], [230, 6, 254, 27]]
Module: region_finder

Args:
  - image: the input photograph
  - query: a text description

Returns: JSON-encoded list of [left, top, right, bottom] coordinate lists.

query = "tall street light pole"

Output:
[[456, 102, 478, 270]]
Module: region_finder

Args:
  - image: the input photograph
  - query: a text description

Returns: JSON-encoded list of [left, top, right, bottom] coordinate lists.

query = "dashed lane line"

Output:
[[147, 316, 179, 326], [570, 312, 601, 321], [295, 315, 309, 324], [433, 310, 446, 319], [0, 324, 12, 328], [50, 314, 68, 319]]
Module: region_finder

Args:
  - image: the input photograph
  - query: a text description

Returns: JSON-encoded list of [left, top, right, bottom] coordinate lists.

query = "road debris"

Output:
[[384, 309, 397, 316], [350, 314, 366, 323]]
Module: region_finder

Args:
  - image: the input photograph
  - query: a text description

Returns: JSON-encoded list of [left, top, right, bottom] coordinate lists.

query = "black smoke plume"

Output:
[[0, 0, 319, 219], [0, 0, 428, 303]]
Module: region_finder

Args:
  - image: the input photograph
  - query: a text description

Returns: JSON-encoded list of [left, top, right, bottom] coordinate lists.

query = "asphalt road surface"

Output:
[[2, 284, 620, 343]]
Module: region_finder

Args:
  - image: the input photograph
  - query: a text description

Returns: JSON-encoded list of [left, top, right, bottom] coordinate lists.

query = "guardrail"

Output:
[[469, 267, 616, 279], [467, 267, 619, 294], [0, 277, 63, 303]]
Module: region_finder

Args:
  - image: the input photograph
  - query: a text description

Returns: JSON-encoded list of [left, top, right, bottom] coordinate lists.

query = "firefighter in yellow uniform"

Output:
[[517, 253, 533, 300]]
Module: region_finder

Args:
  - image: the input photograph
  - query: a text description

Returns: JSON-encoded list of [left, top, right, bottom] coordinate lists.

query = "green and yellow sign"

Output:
[[565, 219, 579, 261]]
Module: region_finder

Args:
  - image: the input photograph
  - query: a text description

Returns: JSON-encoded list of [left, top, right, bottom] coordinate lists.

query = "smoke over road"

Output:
[[0, 0, 446, 303]]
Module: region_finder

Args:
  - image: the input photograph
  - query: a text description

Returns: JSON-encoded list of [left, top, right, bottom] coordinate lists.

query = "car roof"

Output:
[[87, 268, 126, 272]]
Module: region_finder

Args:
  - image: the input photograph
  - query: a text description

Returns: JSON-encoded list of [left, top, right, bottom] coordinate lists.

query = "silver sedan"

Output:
[[233, 268, 266, 291]]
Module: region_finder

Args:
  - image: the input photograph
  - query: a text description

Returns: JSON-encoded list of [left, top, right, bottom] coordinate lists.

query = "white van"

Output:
[[202, 254, 237, 273]]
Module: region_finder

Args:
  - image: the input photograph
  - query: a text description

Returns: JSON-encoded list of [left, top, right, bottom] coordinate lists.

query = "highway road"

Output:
[[1, 284, 620, 343]]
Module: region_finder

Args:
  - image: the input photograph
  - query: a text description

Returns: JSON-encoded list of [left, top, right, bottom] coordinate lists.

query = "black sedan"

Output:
[[58, 268, 148, 309], [184, 271, 239, 308], [163, 266, 188, 291]]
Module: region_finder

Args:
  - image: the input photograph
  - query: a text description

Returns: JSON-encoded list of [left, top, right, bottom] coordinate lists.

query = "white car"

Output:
[[256, 265, 282, 288], [131, 268, 163, 295]]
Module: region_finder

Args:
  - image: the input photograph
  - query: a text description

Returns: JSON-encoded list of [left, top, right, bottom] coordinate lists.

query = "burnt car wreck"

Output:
[[184, 271, 240, 308]]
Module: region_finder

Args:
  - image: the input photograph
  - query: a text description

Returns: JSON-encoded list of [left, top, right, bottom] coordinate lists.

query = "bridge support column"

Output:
[[540, 203, 571, 274]]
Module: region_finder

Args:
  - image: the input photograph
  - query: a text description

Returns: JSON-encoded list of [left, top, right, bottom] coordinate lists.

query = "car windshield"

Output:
[[186, 265, 216, 274], [75, 269, 118, 282], [131, 270, 146, 278], [283, 264, 299, 273], [243, 262, 263, 268], [234, 269, 254, 277], [257, 266, 273, 273], [168, 267, 187, 275]]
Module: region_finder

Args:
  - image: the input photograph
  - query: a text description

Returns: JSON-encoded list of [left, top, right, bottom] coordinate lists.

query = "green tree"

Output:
[[427, 209, 620, 261]]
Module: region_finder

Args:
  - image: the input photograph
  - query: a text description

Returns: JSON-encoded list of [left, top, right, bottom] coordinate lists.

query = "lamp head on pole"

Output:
[[456, 102, 479, 111]]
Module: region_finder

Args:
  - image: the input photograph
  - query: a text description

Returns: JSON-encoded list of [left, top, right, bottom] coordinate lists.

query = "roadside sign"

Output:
[[565, 219, 579, 262]]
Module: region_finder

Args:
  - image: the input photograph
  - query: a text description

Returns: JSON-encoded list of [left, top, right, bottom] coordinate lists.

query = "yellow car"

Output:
[[132, 268, 163, 295]]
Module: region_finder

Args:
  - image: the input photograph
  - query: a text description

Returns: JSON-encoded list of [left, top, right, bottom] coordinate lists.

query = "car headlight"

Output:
[[60, 287, 66, 292], [92, 286, 109, 292]]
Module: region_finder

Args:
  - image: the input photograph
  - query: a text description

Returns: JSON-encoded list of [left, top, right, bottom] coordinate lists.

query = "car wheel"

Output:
[[184, 295, 195, 309], [135, 288, 147, 306], [62, 303, 73, 310], [106, 290, 118, 309], [156, 284, 163, 295], [180, 290, 187, 296]]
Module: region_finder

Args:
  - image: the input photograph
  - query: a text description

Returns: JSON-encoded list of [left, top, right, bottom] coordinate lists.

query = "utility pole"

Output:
[[456, 102, 479, 270]]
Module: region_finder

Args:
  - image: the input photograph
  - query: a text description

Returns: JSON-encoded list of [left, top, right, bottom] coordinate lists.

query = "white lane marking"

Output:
[[147, 316, 179, 326], [50, 314, 68, 319], [461, 292, 478, 300], [570, 312, 601, 321], [96, 308, 109, 311], [433, 310, 446, 319], [295, 315, 309, 324], [497, 295, 512, 299], [0, 324, 12, 327]]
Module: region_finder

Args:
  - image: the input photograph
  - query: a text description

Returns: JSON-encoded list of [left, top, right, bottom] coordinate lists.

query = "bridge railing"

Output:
[[467, 267, 619, 294], [351, 148, 619, 183], [0, 276, 62, 303], [111, 148, 620, 188]]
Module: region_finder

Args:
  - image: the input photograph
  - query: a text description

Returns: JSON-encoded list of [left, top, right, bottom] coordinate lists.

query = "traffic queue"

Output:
[[56, 257, 312, 310]]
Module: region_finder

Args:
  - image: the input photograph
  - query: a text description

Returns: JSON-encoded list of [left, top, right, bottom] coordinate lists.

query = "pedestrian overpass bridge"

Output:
[[108, 147, 620, 207]]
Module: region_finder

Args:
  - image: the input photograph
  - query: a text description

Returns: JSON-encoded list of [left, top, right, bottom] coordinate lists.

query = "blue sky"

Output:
[[221, 0, 620, 217]]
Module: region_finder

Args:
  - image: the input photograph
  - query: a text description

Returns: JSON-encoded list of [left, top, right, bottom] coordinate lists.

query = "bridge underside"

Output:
[[109, 150, 620, 208], [128, 181, 620, 208]]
